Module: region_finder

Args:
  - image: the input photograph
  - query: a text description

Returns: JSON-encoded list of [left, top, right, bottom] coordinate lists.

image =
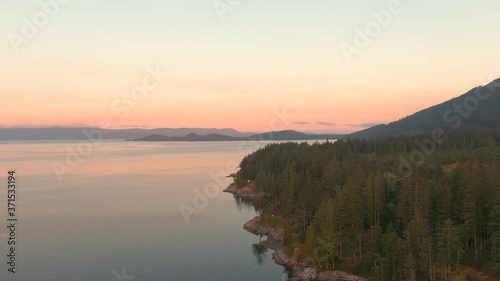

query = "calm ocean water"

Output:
[[0, 140, 293, 281]]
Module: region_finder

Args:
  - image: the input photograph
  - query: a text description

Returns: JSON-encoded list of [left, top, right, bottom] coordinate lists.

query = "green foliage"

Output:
[[236, 131, 500, 279]]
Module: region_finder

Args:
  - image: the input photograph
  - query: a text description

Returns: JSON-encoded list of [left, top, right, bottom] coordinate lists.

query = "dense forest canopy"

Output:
[[235, 131, 500, 280]]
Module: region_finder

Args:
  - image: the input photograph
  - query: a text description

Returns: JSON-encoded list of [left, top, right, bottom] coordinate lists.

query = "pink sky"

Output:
[[2, 1, 500, 133]]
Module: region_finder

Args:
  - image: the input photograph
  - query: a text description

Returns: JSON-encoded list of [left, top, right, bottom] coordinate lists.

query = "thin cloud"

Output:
[[293, 121, 312, 125], [316, 121, 336, 126]]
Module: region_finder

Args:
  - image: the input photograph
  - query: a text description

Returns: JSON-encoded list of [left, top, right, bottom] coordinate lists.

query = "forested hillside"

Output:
[[235, 132, 500, 280], [350, 79, 500, 139]]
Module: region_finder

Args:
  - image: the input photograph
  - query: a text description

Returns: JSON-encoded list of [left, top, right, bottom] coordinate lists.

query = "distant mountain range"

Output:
[[0, 127, 249, 141], [128, 130, 345, 142], [250, 130, 344, 141], [129, 133, 242, 142], [350, 78, 500, 139], [0, 127, 345, 142], [5, 78, 498, 142]]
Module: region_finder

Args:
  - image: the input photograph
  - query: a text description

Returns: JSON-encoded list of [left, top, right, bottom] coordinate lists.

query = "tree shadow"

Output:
[[251, 243, 268, 266]]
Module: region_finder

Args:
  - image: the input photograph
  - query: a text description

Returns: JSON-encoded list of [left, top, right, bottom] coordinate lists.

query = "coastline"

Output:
[[223, 183, 271, 200], [223, 184, 368, 281]]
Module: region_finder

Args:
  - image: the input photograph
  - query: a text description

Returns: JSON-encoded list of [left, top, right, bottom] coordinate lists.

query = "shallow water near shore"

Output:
[[0, 140, 296, 281]]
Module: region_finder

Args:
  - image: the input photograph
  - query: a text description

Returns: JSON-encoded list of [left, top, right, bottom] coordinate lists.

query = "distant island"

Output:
[[0, 127, 345, 142], [127, 130, 346, 142], [0, 127, 249, 141]]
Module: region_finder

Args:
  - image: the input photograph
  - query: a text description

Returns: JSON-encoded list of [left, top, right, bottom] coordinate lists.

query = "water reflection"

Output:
[[233, 195, 255, 211], [251, 241, 293, 280], [0, 140, 291, 281], [281, 269, 293, 280], [233, 195, 268, 214], [251, 243, 269, 266]]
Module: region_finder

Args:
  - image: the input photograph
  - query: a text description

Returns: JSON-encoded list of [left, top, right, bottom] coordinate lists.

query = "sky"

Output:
[[1, 0, 499, 133]]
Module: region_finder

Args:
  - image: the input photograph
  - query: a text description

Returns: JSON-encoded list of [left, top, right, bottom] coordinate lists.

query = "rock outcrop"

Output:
[[223, 183, 271, 200], [243, 216, 368, 281], [243, 218, 284, 250]]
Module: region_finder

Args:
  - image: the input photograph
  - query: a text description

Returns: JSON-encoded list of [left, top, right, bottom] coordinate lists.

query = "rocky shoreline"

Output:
[[225, 183, 367, 281], [223, 183, 271, 200], [243, 217, 367, 281]]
